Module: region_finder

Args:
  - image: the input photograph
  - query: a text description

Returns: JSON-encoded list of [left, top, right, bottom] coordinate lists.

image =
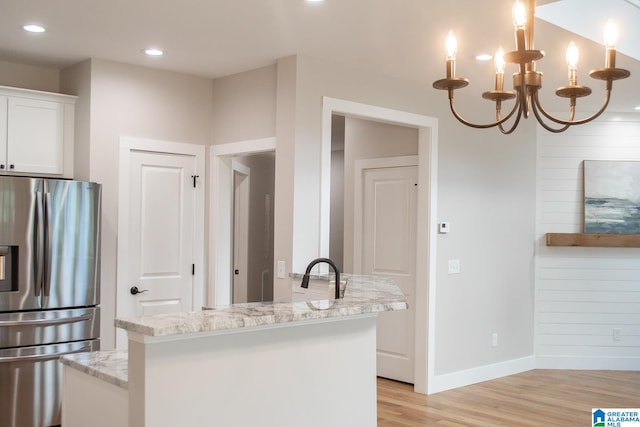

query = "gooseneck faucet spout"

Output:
[[300, 258, 342, 299]]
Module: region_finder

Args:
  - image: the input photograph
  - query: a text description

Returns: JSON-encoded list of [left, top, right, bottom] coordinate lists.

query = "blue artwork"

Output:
[[584, 160, 640, 234]]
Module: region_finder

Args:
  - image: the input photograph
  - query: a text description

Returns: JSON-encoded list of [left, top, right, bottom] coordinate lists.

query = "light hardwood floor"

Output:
[[377, 370, 640, 426]]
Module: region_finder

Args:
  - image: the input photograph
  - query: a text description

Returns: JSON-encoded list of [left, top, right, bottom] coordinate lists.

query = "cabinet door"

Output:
[[0, 97, 6, 171], [6, 97, 64, 175]]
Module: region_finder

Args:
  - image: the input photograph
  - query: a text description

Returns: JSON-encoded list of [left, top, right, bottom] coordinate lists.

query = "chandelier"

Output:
[[432, 0, 631, 134]]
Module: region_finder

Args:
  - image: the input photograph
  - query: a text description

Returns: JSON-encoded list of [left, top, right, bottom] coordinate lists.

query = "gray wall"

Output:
[[61, 59, 213, 349], [211, 65, 277, 145], [0, 60, 60, 92]]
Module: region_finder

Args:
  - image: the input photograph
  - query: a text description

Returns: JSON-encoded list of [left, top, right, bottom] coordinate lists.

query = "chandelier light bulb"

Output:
[[445, 31, 457, 61], [603, 19, 618, 68], [603, 20, 618, 49], [566, 42, 579, 70], [512, 1, 527, 30], [494, 47, 506, 74], [494, 47, 506, 91], [566, 42, 579, 86]]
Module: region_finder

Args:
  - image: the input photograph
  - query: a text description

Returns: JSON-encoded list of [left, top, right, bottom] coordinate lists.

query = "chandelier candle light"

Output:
[[432, 0, 631, 134]]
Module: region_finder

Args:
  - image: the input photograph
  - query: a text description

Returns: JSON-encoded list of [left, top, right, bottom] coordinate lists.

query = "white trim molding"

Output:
[[428, 356, 536, 394], [536, 356, 640, 371]]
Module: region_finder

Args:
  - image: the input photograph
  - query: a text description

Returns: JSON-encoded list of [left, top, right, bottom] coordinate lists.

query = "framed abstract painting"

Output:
[[583, 160, 640, 234]]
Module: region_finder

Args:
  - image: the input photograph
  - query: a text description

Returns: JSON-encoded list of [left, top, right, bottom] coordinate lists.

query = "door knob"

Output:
[[130, 286, 148, 295]]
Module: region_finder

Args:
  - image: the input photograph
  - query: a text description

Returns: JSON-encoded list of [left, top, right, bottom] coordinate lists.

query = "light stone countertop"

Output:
[[114, 274, 407, 338], [60, 349, 129, 389], [61, 275, 405, 392]]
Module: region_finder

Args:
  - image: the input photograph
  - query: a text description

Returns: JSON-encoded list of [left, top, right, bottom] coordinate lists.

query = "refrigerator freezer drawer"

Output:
[[0, 307, 99, 348], [0, 339, 100, 427]]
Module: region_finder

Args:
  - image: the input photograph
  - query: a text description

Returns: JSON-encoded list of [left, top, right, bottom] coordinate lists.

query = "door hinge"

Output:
[[191, 175, 199, 188], [192, 264, 195, 275]]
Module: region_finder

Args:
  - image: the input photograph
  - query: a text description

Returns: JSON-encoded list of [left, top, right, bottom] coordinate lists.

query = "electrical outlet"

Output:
[[448, 259, 460, 274], [492, 332, 498, 347], [613, 328, 622, 341]]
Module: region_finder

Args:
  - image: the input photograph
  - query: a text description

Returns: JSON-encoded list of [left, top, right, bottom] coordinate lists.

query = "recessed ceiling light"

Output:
[[476, 54, 493, 61], [23, 24, 45, 33], [143, 48, 164, 56]]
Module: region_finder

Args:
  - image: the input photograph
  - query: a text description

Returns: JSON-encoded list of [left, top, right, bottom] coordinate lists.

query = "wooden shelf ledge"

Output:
[[545, 233, 640, 248]]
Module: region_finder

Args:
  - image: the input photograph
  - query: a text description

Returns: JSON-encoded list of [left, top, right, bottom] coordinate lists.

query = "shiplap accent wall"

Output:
[[536, 114, 640, 370]]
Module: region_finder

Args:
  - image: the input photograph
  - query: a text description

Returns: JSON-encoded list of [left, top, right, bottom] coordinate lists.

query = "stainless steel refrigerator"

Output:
[[0, 176, 101, 427]]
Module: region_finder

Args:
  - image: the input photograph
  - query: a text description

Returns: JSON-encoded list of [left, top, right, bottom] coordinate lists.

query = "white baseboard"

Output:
[[536, 356, 640, 371], [427, 356, 536, 395]]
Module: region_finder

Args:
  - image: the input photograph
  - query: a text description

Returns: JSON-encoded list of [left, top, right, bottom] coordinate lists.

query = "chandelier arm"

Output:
[[448, 96, 519, 129], [530, 97, 572, 133], [497, 91, 524, 134], [532, 87, 612, 126], [498, 102, 523, 135]]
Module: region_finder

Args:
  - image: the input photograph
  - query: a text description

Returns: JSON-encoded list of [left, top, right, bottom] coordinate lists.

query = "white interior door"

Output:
[[354, 156, 417, 384], [232, 163, 250, 304], [117, 138, 204, 347]]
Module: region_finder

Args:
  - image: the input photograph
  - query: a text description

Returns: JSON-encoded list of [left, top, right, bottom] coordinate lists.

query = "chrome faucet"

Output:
[[300, 258, 342, 299]]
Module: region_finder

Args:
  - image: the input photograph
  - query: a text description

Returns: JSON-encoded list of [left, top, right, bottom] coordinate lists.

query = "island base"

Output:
[[130, 315, 377, 427], [62, 315, 380, 427]]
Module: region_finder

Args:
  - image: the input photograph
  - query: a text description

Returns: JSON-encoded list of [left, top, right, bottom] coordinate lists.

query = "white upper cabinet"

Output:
[[0, 86, 76, 177]]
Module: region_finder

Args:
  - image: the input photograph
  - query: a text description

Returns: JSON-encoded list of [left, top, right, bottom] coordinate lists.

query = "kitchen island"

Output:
[[61, 275, 407, 427]]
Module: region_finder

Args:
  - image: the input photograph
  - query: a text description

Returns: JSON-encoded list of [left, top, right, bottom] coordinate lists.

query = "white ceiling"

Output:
[[536, 0, 640, 62], [1, 0, 638, 112]]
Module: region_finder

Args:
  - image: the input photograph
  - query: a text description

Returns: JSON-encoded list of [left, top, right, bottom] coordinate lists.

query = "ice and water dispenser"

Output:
[[0, 246, 18, 292]]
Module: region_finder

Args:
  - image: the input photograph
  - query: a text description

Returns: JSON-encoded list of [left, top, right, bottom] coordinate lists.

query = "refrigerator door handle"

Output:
[[34, 191, 45, 298], [43, 191, 53, 299], [0, 343, 93, 363], [0, 312, 92, 327]]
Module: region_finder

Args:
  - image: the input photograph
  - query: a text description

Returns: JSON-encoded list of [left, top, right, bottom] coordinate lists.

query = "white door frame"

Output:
[[209, 137, 276, 307], [116, 136, 206, 337], [321, 97, 438, 394]]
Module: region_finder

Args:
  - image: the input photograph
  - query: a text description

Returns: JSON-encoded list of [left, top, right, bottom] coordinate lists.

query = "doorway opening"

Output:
[[209, 138, 276, 307], [329, 114, 419, 384], [231, 152, 275, 303], [320, 97, 438, 395]]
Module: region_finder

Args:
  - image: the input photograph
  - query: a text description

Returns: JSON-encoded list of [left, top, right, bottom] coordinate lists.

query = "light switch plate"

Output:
[[448, 259, 460, 274], [439, 222, 450, 233], [277, 260, 286, 278]]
